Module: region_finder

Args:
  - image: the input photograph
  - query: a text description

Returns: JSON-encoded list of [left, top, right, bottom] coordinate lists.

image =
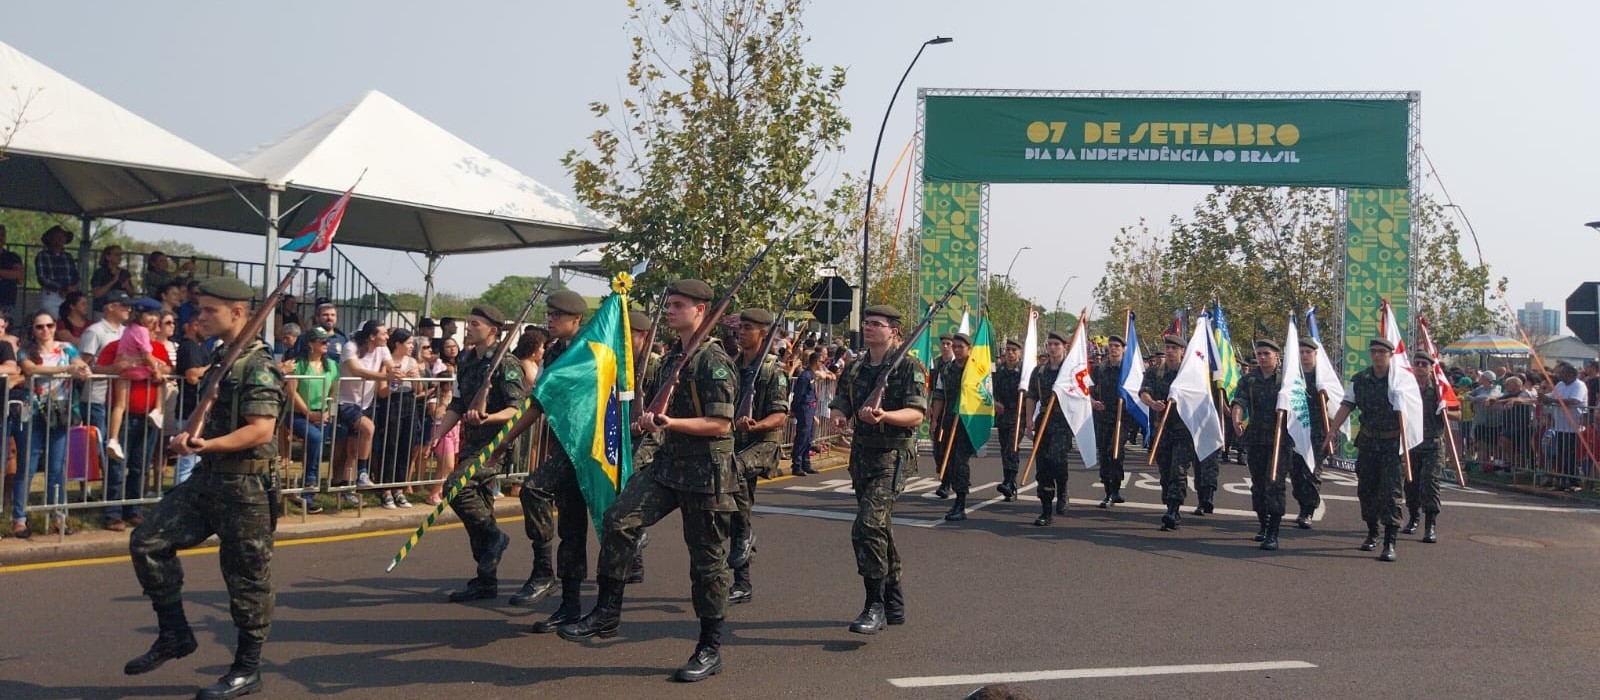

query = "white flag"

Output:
[[1171, 316, 1224, 461], [1277, 315, 1316, 466], [1019, 310, 1039, 390], [959, 309, 971, 335], [1382, 301, 1425, 454], [1052, 318, 1098, 469], [1309, 336, 1349, 440]]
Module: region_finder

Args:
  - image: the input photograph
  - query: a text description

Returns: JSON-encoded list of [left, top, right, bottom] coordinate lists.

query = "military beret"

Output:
[[938, 334, 953, 342], [196, 277, 256, 303], [665, 279, 714, 302], [628, 309, 652, 331], [470, 304, 506, 326], [1047, 330, 1069, 344], [1299, 337, 1320, 351], [1412, 351, 1434, 364], [1005, 337, 1023, 349], [862, 304, 902, 323], [1254, 338, 1281, 353], [739, 308, 775, 326], [950, 332, 972, 346], [1368, 337, 1395, 352], [1107, 335, 1125, 346], [546, 289, 587, 315], [1162, 333, 1185, 348]]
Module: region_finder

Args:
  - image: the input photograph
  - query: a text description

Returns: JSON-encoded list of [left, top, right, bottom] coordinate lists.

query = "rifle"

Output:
[[632, 289, 669, 421], [467, 277, 551, 416], [860, 275, 967, 412], [643, 243, 775, 424], [735, 279, 802, 422]]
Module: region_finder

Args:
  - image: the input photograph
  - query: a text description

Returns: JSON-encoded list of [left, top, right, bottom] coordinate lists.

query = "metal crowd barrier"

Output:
[[1461, 391, 1595, 491], [308, 375, 455, 517]]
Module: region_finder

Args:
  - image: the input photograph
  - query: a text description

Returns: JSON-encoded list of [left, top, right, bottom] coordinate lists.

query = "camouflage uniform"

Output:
[[1345, 368, 1405, 531], [1234, 366, 1291, 519], [597, 340, 740, 620], [1290, 369, 1328, 519], [992, 360, 1023, 485], [831, 352, 927, 583], [1090, 358, 1125, 500], [729, 352, 788, 595], [631, 351, 663, 470], [1027, 363, 1074, 513], [931, 357, 975, 498], [1141, 362, 1194, 508], [448, 342, 525, 589], [523, 337, 596, 583], [130, 339, 283, 645], [1406, 381, 1444, 517]]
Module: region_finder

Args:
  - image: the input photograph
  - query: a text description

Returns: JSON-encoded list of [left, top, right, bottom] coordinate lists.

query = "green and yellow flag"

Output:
[[959, 317, 995, 450], [531, 273, 636, 532], [1210, 300, 1241, 402]]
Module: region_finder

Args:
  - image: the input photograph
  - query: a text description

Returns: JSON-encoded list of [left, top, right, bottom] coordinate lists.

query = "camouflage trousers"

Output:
[[1246, 441, 1292, 517], [996, 416, 1020, 472], [598, 473, 734, 620], [1194, 451, 1220, 502], [1290, 443, 1325, 515], [1405, 443, 1442, 516], [850, 446, 913, 581], [521, 450, 588, 581], [1356, 438, 1405, 528], [130, 472, 274, 643], [1156, 434, 1195, 506], [1094, 418, 1124, 493], [730, 441, 779, 568], [937, 429, 975, 495], [446, 442, 505, 585]]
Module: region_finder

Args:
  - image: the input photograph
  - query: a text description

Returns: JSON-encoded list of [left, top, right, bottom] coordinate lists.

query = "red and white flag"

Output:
[[1381, 300, 1425, 454]]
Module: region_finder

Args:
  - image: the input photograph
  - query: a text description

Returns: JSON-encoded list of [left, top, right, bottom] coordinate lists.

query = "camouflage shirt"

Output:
[[1140, 362, 1191, 439], [1090, 358, 1123, 425], [1026, 362, 1074, 458], [202, 339, 285, 468], [450, 342, 527, 450], [993, 362, 1022, 422], [1420, 381, 1444, 440], [931, 356, 968, 431], [830, 349, 929, 450], [650, 339, 738, 493], [1343, 367, 1401, 442], [734, 353, 789, 450], [1232, 367, 1285, 445], [1306, 368, 1328, 442]]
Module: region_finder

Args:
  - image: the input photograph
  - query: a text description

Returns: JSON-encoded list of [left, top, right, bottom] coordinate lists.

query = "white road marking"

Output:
[[1315, 493, 1600, 513], [887, 660, 1318, 688]]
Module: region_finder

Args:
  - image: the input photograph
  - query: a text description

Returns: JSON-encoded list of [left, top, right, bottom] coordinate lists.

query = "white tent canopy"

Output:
[[0, 40, 261, 221]]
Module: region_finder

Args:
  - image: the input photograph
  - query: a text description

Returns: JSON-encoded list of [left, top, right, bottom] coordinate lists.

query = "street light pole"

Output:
[[857, 36, 952, 347], [1053, 275, 1078, 331], [1002, 245, 1031, 283]]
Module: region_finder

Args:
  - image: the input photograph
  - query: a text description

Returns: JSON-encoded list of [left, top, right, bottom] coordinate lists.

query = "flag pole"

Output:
[[1111, 398, 1123, 461], [1020, 394, 1057, 485], [1147, 404, 1171, 466], [1012, 388, 1025, 453], [1269, 409, 1286, 482], [1441, 412, 1466, 487], [937, 414, 960, 481], [1398, 412, 1414, 483]]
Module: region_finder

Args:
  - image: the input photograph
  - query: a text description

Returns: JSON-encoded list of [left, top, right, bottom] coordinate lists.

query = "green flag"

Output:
[[531, 278, 635, 533], [959, 317, 995, 450]]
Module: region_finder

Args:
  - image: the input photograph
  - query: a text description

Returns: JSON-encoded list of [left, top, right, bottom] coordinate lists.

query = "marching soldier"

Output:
[[929, 332, 976, 521], [1140, 334, 1194, 531], [829, 305, 926, 635], [125, 278, 285, 700], [514, 290, 591, 615], [1326, 337, 1406, 562], [623, 308, 661, 585], [1091, 335, 1128, 508], [430, 305, 525, 602], [931, 335, 955, 498], [1291, 338, 1327, 529], [1026, 331, 1074, 526], [1404, 352, 1456, 543], [993, 339, 1024, 501], [728, 308, 790, 604], [558, 279, 739, 684], [1231, 339, 1292, 551]]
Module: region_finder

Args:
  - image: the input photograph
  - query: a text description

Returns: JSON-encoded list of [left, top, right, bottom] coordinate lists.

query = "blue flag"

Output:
[[1118, 311, 1151, 438]]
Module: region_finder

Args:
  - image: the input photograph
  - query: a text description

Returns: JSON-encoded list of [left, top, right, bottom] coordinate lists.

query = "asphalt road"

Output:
[[5, 450, 1600, 699]]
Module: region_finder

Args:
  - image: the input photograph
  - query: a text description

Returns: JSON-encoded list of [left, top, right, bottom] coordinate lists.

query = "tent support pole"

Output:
[[78, 213, 93, 299], [263, 187, 281, 341], [422, 253, 441, 319]]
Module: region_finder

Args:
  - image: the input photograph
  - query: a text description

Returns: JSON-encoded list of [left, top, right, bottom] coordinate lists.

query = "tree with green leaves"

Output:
[[563, 0, 852, 310]]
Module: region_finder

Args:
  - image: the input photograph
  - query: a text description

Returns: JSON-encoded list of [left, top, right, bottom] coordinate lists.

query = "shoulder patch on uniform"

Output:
[[253, 368, 275, 386], [713, 366, 730, 380]]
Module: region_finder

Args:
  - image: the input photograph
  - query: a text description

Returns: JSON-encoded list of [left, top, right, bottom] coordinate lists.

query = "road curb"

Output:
[[1464, 474, 1599, 506]]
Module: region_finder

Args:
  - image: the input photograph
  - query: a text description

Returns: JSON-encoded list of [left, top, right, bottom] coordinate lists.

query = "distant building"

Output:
[[1536, 337, 1598, 367], [1517, 301, 1561, 337]]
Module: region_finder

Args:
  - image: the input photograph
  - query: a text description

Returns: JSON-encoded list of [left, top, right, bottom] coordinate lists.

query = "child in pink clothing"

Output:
[[105, 308, 162, 460]]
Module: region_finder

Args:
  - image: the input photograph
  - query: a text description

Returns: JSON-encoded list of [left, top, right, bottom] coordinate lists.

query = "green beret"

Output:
[[1162, 333, 1185, 348], [1107, 335, 1125, 346], [950, 332, 972, 347], [938, 334, 953, 342], [1369, 337, 1395, 352], [739, 308, 775, 326], [196, 277, 256, 303], [546, 290, 587, 315], [1047, 330, 1069, 344], [1299, 337, 1320, 351], [1005, 337, 1023, 349], [862, 304, 902, 323], [470, 304, 506, 326], [1412, 351, 1433, 365], [1254, 338, 1281, 353], [665, 279, 714, 302], [628, 309, 652, 331]]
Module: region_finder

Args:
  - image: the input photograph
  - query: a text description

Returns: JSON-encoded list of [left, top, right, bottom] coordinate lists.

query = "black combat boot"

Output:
[[1194, 488, 1214, 516], [124, 601, 198, 675], [1033, 495, 1053, 526], [1379, 526, 1398, 562], [509, 543, 557, 606], [195, 632, 263, 700], [1295, 510, 1314, 530], [1098, 481, 1113, 508], [1260, 515, 1281, 551], [944, 493, 967, 522], [557, 576, 625, 641], [1254, 513, 1269, 542], [532, 578, 585, 633], [1360, 523, 1379, 551], [883, 579, 906, 625], [934, 482, 951, 499], [848, 577, 887, 634], [728, 563, 753, 605], [1111, 485, 1125, 504], [674, 617, 724, 682], [1402, 510, 1419, 535], [450, 530, 508, 602], [1160, 502, 1181, 531], [1422, 513, 1438, 544], [1054, 490, 1067, 515], [729, 529, 755, 569], [626, 530, 650, 584]]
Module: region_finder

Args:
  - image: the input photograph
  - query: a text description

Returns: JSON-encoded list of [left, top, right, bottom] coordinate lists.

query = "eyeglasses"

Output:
[[35, 323, 55, 330], [162, 320, 176, 326]]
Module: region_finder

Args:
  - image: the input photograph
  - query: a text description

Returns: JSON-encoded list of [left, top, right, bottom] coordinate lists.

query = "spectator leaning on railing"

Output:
[[94, 301, 171, 532], [14, 310, 91, 538], [336, 319, 394, 505], [1543, 362, 1588, 491], [284, 327, 338, 514], [172, 313, 209, 484], [79, 290, 130, 458], [373, 328, 422, 509]]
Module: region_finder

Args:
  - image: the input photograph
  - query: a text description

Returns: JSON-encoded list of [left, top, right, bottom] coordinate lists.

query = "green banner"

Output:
[[1342, 188, 1411, 386], [925, 96, 1408, 188], [920, 181, 983, 340]]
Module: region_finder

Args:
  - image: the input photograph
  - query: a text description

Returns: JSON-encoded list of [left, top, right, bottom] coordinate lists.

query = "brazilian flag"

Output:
[[958, 317, 995, 450], [532, 276, 636, 532]]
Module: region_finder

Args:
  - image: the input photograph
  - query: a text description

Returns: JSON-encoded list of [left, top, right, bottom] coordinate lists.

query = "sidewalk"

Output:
[[0, 449, 850, 568]]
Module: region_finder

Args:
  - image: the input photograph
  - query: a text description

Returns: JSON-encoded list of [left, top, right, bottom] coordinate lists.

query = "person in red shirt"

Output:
[[96, 303, 171, 529]]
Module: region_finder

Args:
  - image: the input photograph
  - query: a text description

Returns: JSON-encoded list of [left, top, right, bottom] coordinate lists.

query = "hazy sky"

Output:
[[6, 1, 1596, 326]]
